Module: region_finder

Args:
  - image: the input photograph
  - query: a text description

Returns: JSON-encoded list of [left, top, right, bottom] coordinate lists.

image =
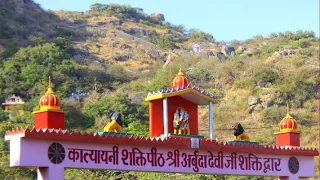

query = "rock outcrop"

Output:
[[220, 45, 235, 56], [270, 49, 296, 59], [150, 13, 165, 22]]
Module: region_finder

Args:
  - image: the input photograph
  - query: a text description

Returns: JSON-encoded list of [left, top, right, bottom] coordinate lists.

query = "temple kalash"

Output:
[[4, 69, 319, 180]]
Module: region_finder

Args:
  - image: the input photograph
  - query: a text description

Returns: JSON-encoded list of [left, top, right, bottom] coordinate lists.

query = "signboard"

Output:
[[9, 138, 314, 179]]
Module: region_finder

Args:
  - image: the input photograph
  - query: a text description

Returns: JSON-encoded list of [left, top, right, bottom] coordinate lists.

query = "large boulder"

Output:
[[248, 96, 261, 106], [271, 49, 296, 59], [125, 28, 148, 37], [216, 52, 225, 61], [260, 94, 273, 108], [207, 51, 215, 58], [236, 46, 247, 53], [120, 44, 132, 49], [221, 45, 235, 56], [150, 13, 165, 22], [112, 54, 130, 61], [257, 81, 266, 88]]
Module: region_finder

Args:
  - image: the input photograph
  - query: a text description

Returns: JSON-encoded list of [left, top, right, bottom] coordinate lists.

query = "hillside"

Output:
[[0, 0, 319, 179]]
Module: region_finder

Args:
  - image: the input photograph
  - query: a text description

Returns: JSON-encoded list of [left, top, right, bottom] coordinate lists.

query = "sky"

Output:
[[34, 0, 319, 41]]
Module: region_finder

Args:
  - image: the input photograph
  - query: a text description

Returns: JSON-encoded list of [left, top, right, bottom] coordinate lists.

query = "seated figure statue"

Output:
[[173, 107, 190, 135], [104, 111, 123, 132]]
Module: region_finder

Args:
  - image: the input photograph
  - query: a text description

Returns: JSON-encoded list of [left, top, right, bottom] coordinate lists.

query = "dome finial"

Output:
[[48, 76, 52, 89], [284, 102, 293, 119], [45, 76, 54, 94], [177, 67, 184, 76]]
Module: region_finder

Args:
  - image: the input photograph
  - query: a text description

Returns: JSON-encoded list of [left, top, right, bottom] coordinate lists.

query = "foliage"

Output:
[[289, 38, 312, 48], [53, 37, 75, 56], [235, 77, 255, 89], [64, 99, 93, 129], [146, 68, 170, 91], [0, 120, 37, 179], [107, 63, 131, 82], [156, 36, 178, 50], [260, 106, 284, 124], [268, 30, 315, 40], [254, 71, 278, 83], [0, 109, 9, 122], [90, 3, 108, 11], [2, 40, 18, 58], [105, 4, 144, 22], [82, 92, 148, 127], [0, 39, 90, 98], [0, 1, 319, 179], [188, 29, 215, 42], [72, 17, 87, 24], [10, 111, 34, 127], [260, 44, 280, 56], [126, 120, 149, 137]]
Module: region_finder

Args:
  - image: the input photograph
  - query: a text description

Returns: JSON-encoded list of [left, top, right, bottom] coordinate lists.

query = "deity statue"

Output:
[[172, 107, 190, 135]]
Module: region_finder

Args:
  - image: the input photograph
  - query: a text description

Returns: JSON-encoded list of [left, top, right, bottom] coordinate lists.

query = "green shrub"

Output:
[[251, 87, 262, 96], [155, 37, 177, 50], [261, 106, 284, 124], [188, 30, 214, 42], [261, 44, 280, 56], [289, 38, 312, 49], [126, 120, 148, 136], [107, 64, 131, 82], [146, 68, 170, 91], [90, 3, 108, 11], [298, 48, 316, 57], [73, 17, 87, 24], [254, 71, 278, 83], [235, 78, 255, 89], [82, 92, 148, 127], [0, 109, 9, 122]]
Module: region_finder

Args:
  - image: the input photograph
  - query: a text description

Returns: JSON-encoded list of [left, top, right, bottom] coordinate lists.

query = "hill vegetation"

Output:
[[0, 0, 319, 179]]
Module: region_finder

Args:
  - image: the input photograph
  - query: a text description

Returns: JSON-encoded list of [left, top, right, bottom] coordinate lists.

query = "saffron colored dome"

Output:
[[39, 78, 61, 111], [279, 113, 297, 132], [172, 68, 189, 88]]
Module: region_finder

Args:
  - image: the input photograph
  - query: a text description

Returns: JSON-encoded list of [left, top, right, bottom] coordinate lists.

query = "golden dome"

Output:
[[39, 77, 61, 111]]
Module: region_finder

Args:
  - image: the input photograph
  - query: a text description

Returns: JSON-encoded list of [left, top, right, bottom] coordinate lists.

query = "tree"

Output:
[[90, 3, 107, 11], [83, 92, 148, 127], [53, 37, 74, 56], [0, 109, 9, 121], [188, 30, 214, 42], [126, 120, 148, 136], [156, 37, 177, 50], [0, 39, 89, 99]]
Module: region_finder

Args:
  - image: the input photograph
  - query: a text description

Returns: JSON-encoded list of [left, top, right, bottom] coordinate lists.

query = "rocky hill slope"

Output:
[[0, 1, 319, 179]]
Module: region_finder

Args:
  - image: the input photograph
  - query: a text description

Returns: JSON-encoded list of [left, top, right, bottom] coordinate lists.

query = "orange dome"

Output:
[[39, 77, 61, 111], [279, 113, 297, 132], [172, 68, 189, 88]]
